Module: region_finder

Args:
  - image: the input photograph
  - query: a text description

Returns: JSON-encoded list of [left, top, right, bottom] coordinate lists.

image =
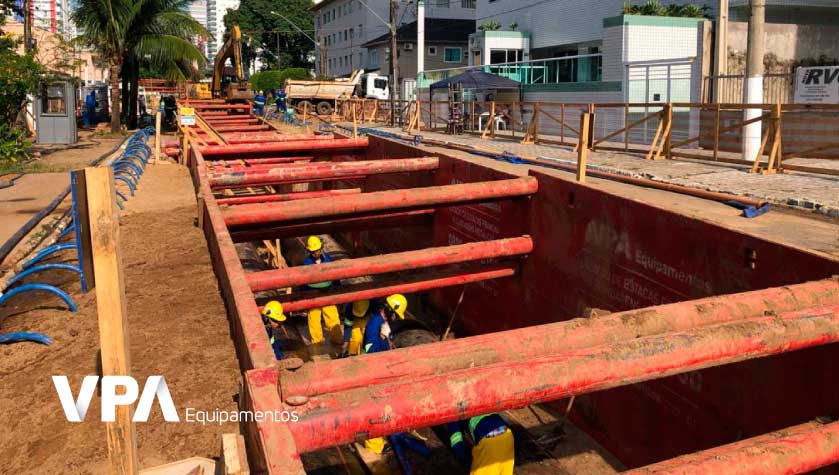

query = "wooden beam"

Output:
[[85, 166, 139, 475], [577, 112, 591, 183], [218, 433, 250, 475]]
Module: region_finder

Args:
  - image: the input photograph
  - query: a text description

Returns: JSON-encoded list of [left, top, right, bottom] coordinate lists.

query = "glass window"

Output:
[[444, 47, 461, 63], [374, 78, 387, 89], [350, 28, 354, 39], [42, 84, 66, 114], [428, 46, 437, 56], [461, 0, 475, 7], [436, 0, 449, 6]]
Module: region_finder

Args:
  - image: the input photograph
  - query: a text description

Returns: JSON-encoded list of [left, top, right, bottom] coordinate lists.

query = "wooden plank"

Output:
[[85, 166, 139, 475], [154, 112, 161, 163], [218, 433, 250, 475], [72, 170, 95, 291], [577, 113, 591, 183]]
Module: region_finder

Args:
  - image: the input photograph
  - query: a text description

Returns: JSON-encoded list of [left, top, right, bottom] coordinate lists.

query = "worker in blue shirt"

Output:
[[303, 236, 343, 346], [83, 90, 97, 126], [447, 414, 514, 475], [253, 91, 266, 116], [276, 90, 287, 113], [261, 300, 286, 360], [362, 294, 407, 454], [340, 299, 370, 357]]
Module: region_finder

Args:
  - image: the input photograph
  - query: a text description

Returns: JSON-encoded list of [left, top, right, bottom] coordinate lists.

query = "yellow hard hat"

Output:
[[352, 300, 370, 317], [385, 294, 407, 319], [306, 235, 323, 252], [262, 301, 286, 322]]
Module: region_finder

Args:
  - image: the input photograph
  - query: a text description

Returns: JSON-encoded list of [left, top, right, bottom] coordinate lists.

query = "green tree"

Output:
[[73, 0, 208, 132], [224, 0, 314, 71]]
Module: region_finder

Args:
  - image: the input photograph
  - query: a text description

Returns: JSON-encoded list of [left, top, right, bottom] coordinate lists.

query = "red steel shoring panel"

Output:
[[518, 169, 839, 468], [248, 236, 532, 291], [621, 420, 839, 475], [280, 277, 839, 397], [222, 177, 538, 226], [210, 157, 439, 188], [216, 188, 361, 206], [214, 125, 273, 132], [283, 306, 839, 452], [199, 137, 369, 156]]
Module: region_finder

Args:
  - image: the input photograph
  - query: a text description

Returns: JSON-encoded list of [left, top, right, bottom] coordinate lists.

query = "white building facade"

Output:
[[313, 0, 476, 78], [187, 0, 208, 57], [206, 0, 239, 59]]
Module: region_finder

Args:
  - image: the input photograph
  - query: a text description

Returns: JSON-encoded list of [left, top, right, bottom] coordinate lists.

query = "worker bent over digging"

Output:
[[362, 294, 407, 453], [341, 299, 371, 357], [303, 236, 343, 346], [448, 413, 515, 475], [261, 300, 286, 360]]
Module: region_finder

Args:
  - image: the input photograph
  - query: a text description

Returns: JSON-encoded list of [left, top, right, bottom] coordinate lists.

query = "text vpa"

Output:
[[52, 375, 180, 422]]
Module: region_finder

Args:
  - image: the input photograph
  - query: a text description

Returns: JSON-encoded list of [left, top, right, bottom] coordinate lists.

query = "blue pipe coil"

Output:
[[22, 242, 77, 269], [0, 332, 53, 345], [0, 283, 78, 312], [58, 224, 75, 240], [114, 175, 136, 195], [4, 263, 82, 288]]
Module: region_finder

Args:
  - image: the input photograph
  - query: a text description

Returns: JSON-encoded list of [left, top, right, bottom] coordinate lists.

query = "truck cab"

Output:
[[359, 73, 389, 100]]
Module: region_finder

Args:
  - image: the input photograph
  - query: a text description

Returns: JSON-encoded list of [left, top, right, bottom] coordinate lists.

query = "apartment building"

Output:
[[312, 0, 476, 79], [206, 0, 239, 59], [187, 0, 209, 57], [15, 0, 74, 38]]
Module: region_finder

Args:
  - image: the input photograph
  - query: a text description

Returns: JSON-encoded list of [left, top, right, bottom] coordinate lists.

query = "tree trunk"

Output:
[[121, 66, 129, 127], [128, 60, 139, 130], [110, 62, 121, 133]]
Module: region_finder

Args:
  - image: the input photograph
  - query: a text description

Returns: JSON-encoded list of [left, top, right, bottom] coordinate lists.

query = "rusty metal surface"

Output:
[[217, 188, 361, 206]]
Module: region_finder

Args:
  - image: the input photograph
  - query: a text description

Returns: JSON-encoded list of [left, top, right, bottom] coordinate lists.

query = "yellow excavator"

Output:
[[212, 25, 252, 101]]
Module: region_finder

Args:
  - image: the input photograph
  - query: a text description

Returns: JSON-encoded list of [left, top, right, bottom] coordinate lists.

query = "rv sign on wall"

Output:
[[794, 66, 839, 104]]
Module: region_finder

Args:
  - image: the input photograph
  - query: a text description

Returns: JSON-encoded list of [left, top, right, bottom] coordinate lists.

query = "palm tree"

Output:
[[73, 0, 208, 132]]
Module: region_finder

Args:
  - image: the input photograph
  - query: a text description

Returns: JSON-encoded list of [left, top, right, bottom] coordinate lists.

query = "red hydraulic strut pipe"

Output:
[[214, 124, 273, 132], [209, 160, 315, 172], [282, 277, 839, 397], [209, 156, 315, 166], [224, 176, 537, 226], [279, 264, 516, 312], [210, 157, 438, 188], [285, 306, 839, 452], [621, 421, 839, 475], [224, 135, 325, 144], [229, 208, 434, 242], [217, 188, 362, 206], [200, 137, 368, 156], [249, 236, 532, 291]]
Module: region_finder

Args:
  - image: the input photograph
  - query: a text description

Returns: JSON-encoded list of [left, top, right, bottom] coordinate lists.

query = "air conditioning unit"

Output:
[[404, 43, 414, 51]]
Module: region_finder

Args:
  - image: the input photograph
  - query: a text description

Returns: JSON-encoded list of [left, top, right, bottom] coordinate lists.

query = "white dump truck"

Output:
[[284, 70, 389, 115]]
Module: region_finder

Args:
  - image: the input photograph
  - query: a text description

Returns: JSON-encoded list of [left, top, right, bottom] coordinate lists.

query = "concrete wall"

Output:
[[366, 41, 469, 80], [727, 21, 839, 73]]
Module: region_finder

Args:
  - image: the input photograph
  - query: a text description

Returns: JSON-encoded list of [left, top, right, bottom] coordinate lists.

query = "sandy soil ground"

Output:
[[0, 163, 241, 474]]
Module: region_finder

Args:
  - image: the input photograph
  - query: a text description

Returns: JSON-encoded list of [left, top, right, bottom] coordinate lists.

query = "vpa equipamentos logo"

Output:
[[52, 375, 179, 422], [52, 375, 299, 424]]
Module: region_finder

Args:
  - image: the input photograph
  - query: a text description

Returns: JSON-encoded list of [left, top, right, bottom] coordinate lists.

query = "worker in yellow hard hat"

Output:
[[302, 236, 342, 346], [340, 300, 371, 357], [362, 294, 408, 454], [261, 300, 286, 360]]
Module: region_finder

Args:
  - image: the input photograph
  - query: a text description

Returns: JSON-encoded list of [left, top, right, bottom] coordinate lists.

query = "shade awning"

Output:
[[429, 69, 521, 91]]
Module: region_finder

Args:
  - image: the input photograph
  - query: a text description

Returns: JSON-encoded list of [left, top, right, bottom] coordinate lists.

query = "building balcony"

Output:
[[418, 53, 604, 90]]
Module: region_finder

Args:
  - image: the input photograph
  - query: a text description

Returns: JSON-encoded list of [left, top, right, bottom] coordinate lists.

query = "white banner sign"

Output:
[[794, 66, 839, 104]]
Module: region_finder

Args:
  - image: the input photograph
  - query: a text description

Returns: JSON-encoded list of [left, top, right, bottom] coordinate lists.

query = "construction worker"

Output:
[[362, 294, 407, 454], [253, 90, 266, 116], [340, 299, 370, 357], [261, 301, 286, 360], [276, 89, 287, 113], [303, 236, 343, 346], [447, 413, 514, 475], [83, 90, 97, 127]]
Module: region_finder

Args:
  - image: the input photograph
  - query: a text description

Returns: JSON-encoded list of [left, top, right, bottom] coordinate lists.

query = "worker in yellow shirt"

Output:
[[302, 236, 342, 346], [447, 413, 514, 475]]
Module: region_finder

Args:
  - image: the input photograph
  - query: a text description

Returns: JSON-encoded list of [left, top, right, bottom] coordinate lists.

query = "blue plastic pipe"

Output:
[[0, 283, 78, 311], [22, 242, 76, 269], [4, 263, 81, 288], [0, 332, 53, 345]]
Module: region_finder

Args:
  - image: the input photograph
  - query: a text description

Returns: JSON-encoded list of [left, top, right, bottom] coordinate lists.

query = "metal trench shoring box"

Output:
[[35, 79, 78, 145]]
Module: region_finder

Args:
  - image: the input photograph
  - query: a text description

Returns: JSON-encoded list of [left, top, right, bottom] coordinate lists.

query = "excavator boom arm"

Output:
[[212, 25, 245, 97]]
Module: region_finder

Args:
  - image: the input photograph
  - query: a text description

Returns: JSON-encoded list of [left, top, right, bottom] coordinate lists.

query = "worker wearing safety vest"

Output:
[[303, 236, 343, 346], [261, 300, 286, 360], [341, 300, 370, 357], [447, 413, 514, 475], [362, 294, 407, 454], [253, 91, 266, 116]]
